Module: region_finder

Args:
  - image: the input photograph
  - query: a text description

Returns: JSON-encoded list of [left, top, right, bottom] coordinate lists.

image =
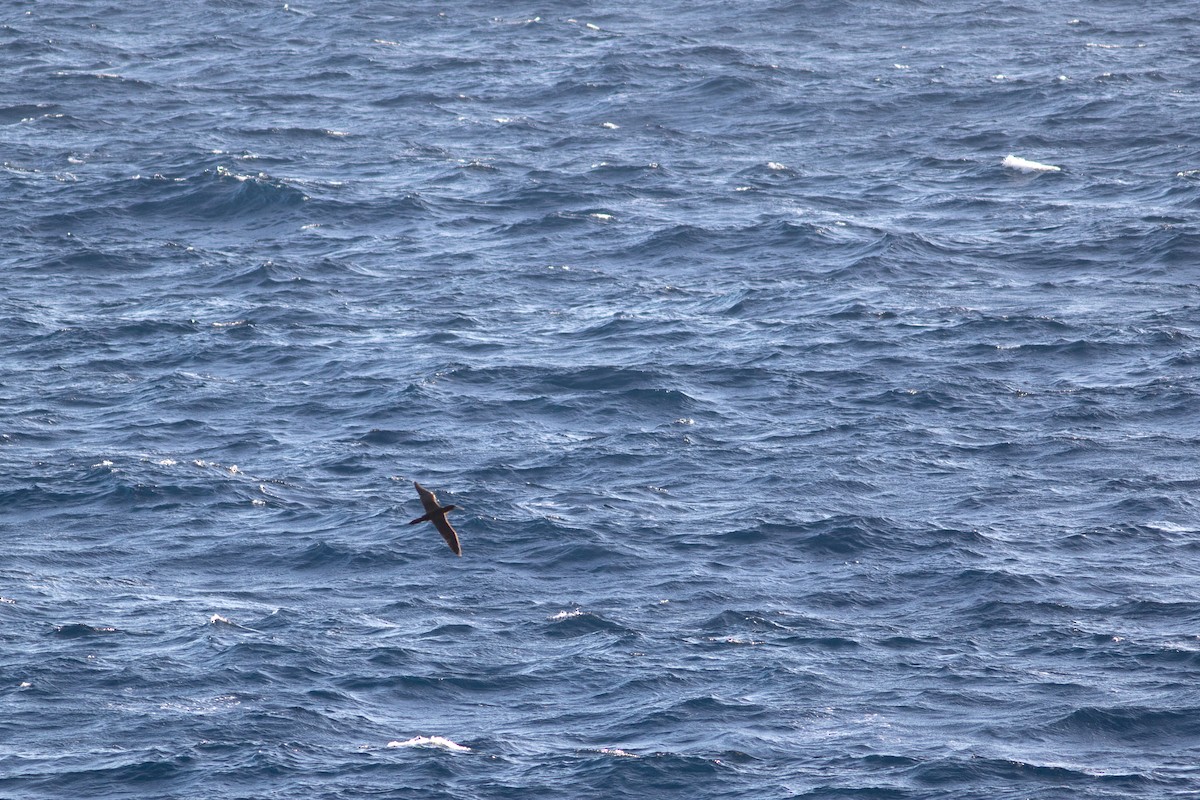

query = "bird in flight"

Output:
[[409, 481, 462, 556]]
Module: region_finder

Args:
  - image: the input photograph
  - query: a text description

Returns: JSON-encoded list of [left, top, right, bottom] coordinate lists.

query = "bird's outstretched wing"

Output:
[[414, 481, 441, 516], [431, 515, 462, 557]]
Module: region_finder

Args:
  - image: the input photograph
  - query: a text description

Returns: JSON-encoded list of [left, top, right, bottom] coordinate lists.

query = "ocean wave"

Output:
[[50, 623, 121, 638], [909, 753, 1151, 790], [1043, 706, 1200, 742], [128, 166, 309, 219], [542, 609, 636, 639], [387, 735, 471, 752]]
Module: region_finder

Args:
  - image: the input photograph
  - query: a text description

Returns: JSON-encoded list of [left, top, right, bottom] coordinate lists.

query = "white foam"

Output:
[[1148, 520, 1193, 534], [551, 609, 584, 620], [599, 747, 639, 758], [216, 165, 252, 182], [209, 615, 262, 633], [387, 736, 471, 752], [1002, 154, 1061, 173]]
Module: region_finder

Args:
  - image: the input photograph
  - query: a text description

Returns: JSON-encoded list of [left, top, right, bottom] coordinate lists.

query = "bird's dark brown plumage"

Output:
[[409, 481, 462, 556]]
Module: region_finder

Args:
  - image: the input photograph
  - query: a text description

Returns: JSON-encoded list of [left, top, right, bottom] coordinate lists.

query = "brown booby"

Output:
[[409, 481, 462, 556]]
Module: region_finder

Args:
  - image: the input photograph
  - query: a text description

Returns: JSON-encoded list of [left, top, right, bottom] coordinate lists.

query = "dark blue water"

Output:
[[4, 1, 1200, 797]]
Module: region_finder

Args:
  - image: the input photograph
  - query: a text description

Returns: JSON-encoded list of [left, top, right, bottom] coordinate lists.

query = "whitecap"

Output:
[[601, 122, 619, 129], [550, 609, 585, 620], [387, 736, 471, 752], [1002, 154, 1061, 173], [598, 747, 639, 758], [1148, 520, 1193, 533], [708, 635, 764, 645], [216, 165, 251, 182], [209, 615, 262, 633]]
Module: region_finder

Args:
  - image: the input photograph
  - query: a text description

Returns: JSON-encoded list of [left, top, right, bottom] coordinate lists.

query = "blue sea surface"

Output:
[[3, 1, 1200, 797]]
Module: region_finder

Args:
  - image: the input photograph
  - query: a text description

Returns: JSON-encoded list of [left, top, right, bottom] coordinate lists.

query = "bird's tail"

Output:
[[408, 514, 430, 525]]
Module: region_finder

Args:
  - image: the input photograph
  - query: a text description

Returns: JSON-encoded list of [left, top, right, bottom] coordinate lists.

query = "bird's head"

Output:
[[442, 503, 458, 513]]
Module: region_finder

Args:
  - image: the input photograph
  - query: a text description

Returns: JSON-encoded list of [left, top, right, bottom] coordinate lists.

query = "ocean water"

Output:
[[3, 1, 1200, 797]]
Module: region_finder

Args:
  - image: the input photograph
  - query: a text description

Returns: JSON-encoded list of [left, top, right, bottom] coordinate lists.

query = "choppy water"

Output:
[[4, 1, 1200, 797]]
